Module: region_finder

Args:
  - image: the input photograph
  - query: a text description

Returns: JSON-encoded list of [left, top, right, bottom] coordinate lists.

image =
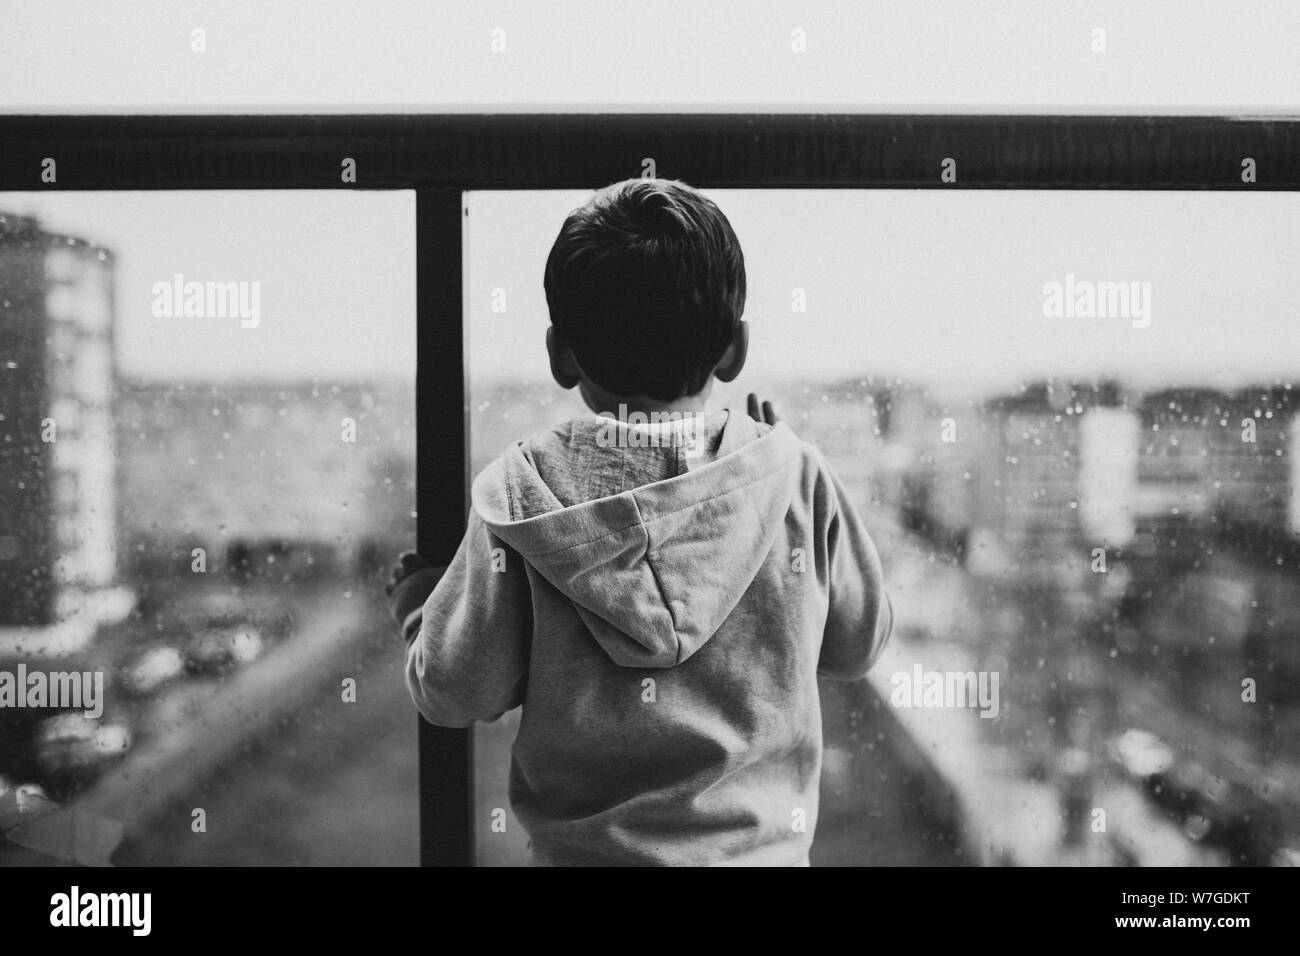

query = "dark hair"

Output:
[[543, 178, 746, 401]]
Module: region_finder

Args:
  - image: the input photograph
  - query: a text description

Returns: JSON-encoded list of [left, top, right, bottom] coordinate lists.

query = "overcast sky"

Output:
[[3, 191, 416, 383], [2, 1, 1299, 113]]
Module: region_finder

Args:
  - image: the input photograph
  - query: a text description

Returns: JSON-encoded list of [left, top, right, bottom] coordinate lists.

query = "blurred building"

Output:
[[883, 379, 1135, 583], [874, 383, 985, 553], [1134, 386, 1230, 553], [0, 213, 132, 652], [1134, 385, 1297, 549], [969, 380, 1133, 582], [1213, 385, 1297, 538], [116, 379, 415, 579], [886, 378, 1299, 580]]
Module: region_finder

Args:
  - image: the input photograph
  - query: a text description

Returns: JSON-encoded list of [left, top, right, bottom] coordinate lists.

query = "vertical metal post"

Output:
[[415, 187, 473, 866]]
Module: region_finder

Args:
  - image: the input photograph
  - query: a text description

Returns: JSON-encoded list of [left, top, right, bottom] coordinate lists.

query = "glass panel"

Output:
[[466, 188, 1300, 866], [0, 191, 417, 865]]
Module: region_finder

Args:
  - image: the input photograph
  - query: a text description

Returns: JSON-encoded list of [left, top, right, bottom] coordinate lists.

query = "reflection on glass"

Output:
[[0, 193, 416, 865], [466, 189, 1300, 866]]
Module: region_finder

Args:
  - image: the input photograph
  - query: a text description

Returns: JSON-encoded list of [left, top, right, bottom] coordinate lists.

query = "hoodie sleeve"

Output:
[[404, 509, 532, 727], [814, 456, 893, 681]]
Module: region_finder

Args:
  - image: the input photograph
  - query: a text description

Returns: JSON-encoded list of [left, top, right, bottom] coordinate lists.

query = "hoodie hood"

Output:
[[471, 409, 803, 668]]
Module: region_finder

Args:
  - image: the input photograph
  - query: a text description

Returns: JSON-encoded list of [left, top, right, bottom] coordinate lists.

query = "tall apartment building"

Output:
[[0, 212, 131, 653]]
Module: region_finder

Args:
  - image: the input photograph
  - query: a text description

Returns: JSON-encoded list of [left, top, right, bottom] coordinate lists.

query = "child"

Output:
[[388, 178, 892, 866]]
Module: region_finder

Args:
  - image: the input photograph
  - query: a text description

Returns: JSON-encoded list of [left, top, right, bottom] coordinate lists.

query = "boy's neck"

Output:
[[583, 382, 713, 419], [599, 398, 708, 418]]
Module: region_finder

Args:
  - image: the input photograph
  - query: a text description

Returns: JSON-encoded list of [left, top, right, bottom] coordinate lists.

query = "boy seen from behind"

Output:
[[389, 178, 893, 866]]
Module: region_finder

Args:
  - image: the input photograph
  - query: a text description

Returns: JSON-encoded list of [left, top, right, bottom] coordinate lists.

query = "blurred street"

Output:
[[113, 610, 416, 867]]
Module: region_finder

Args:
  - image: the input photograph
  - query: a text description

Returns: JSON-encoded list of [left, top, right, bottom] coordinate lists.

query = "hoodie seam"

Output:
[[630, 495, 682, 662], [497, 513, 646, 558], [637, 455, 801, 529], [503, 462, 519, 522]]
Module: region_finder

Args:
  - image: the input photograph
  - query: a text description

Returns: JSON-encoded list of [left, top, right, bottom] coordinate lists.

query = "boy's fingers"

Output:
[[747, 394, 779, 425]]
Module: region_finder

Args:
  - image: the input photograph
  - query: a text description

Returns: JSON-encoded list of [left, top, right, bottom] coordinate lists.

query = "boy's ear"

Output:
[[712, 320, 749, 383], [546, 326, 582, 390]]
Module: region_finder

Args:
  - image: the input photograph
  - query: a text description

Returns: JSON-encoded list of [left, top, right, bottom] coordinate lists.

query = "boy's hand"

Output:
[[746, 393, 780, 426], [385, 550, 427, 598], [385, 550, 447, 628]]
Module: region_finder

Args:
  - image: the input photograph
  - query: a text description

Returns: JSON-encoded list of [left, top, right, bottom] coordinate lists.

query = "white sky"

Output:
[[0, 1, 1298, 114], [2, 191, 416, 382]]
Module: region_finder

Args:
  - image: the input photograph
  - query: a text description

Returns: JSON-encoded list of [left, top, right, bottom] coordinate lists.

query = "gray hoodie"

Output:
[[405, 407, 892, 866]]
